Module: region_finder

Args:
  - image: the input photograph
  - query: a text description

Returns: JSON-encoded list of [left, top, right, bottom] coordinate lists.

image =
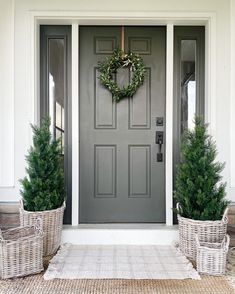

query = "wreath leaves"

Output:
[[98, 49, 146, 102]]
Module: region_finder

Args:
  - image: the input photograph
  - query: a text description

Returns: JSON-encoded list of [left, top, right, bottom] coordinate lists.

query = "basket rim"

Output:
[[176, 202, 228, 224], [0, 226, 44, 243], [177, 213, 227, 225], [196, 234, 230, 253], [197, 245, 225, 252], [19, 200, 66, 214], [1, 233, 44, 244]]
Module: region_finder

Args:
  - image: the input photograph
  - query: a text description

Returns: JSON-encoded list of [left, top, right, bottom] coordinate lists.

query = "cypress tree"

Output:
[[175, 116, 229, 220], [20, 117, 66, 211]]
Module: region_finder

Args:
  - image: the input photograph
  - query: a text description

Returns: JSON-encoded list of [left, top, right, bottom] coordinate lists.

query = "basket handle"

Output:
[[19, 198, 24, 211], [34, 218, 43, 236], [222, 207, 229, 224], [176, 203, 182, 214], [176, 203, 180, 210], [223, 234, 230, 253]]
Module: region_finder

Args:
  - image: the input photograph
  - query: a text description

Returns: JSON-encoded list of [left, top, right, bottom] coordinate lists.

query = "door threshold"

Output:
[[61, 224, 178, 245], [63, 223, 178, 230]]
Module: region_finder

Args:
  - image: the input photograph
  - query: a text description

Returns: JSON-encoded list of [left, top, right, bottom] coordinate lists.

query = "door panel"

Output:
[[95, 69, 117, 129], [79, 26, 166, 223], [129, 145, 151, 198], [94, 145, 117, 198], [129, 68, 151, 129]]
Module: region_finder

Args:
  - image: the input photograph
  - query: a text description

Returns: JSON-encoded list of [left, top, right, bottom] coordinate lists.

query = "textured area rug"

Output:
[[44, 244, 200, 280], [1, 275, 234, 294]]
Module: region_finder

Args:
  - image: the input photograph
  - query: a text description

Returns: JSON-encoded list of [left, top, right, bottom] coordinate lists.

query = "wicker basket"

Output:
[[177, 203, 228, 260], [0, 218, 43, 279], [196, 234, 230, 276], [19, 200, 65, 257]]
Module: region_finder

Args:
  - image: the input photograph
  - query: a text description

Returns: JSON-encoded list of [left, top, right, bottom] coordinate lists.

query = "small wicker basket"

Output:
[[19, 200, 65, 257], [0, 218, 43, 279], [177, 203, 228, 260], [196, 234, 230, 276]]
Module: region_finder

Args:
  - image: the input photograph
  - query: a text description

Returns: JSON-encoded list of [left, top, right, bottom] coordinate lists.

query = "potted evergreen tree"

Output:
[[19, 117, 66, 256], [175, 116, 229, 260]]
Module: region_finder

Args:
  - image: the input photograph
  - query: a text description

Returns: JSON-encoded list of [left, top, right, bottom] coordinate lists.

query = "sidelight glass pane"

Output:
[[180, 40, 196, 133], [48, 39, 65, 154]]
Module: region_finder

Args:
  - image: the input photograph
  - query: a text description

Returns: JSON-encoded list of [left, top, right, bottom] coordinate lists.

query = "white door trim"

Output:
[[30, 10, 216, 226], [165, 23, 174, 226], [71, 23, 79, 226]]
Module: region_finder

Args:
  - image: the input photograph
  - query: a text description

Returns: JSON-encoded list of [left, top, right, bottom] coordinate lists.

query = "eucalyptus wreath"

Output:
[[98, 49, 146, 102]]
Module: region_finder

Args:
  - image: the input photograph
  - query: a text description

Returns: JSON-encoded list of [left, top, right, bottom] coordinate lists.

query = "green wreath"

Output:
[[98, 49, 146, 102]]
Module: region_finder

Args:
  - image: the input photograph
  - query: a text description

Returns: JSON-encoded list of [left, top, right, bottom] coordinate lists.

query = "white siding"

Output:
[[0, 0, 14, 188]]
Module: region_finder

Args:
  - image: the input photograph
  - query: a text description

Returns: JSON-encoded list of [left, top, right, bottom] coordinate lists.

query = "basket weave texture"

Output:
[[19, 201, 65, 257], [0, 219, 43, 279], [177, 203, 228, 260], [196, 234, 230, 276]]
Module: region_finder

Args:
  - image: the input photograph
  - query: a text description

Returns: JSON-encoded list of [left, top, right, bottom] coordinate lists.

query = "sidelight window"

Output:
[[173, 26, 205, 221], [40, 25, 72, 224]]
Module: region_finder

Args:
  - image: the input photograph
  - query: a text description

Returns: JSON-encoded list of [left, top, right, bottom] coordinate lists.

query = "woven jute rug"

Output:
[[0, 274, 234, 294], [44, 244, 200, 280]]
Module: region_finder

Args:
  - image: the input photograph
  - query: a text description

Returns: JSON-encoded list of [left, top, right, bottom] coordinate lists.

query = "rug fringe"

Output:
[[44, 243, 72, 280], [173, 243, 201, 280]]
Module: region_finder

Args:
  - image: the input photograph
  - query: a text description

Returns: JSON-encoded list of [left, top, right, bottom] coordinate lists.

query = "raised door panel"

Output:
[[95, 37, 117, 54], [94, 69, 116, 129], [128, 145, 151, 198], [129, 68, 151, 129], [128, 37, 151, 55], [94, 145, 117, 198]]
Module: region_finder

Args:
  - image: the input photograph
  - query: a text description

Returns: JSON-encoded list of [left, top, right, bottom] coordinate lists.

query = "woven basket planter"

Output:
[[0, 218, 43, 279], [177, 203, 228, 261], [196, 234, 230, 276], [19, 201, 65, 257]]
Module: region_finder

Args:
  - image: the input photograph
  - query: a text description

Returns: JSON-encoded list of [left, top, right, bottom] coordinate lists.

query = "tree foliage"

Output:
[[20, 117, 66, 211], [175, 117, 229, 220]]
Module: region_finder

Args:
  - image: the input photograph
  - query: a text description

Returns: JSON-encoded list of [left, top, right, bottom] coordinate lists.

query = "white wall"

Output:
[[0, 0, 14, 189], [0, 0, 234, 202], [230, 0, 235, 195]]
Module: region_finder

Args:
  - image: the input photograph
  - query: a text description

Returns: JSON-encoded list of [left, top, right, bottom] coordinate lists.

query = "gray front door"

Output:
[[79, 26, 166, 223]]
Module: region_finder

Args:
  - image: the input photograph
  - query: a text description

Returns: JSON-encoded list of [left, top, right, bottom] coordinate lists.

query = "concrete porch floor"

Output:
[[61, 224, 179, 245]]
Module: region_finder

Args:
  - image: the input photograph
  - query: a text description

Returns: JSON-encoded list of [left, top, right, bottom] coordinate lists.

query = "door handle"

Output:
[[155, 131, 164, 162], [156, 131, 163, 145]]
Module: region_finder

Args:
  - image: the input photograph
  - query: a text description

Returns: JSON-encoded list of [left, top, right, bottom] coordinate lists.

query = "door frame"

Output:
[[31, 11, 216, 226]]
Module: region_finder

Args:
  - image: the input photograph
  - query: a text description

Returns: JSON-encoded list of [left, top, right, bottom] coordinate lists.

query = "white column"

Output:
[[205, 16, 216, 135], [165, 24, 174, 226], [71, 23, 79, 226]]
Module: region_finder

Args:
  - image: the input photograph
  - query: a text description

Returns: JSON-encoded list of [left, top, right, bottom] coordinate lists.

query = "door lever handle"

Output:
[[156, 131, 164, 145], [155, 131, 164, 162]]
